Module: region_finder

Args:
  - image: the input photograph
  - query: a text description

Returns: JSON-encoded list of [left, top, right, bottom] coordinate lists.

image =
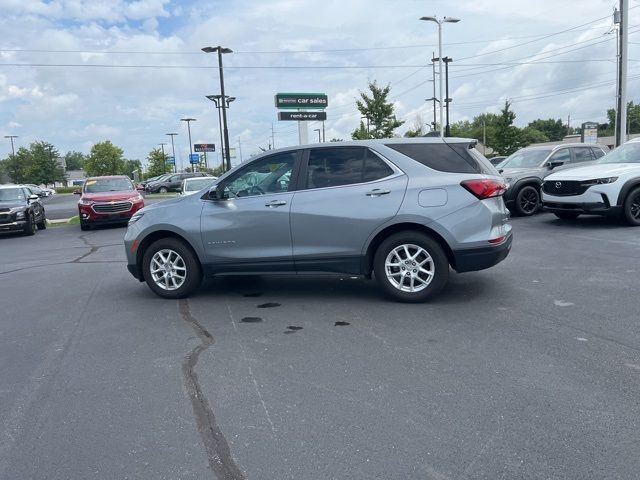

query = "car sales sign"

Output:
[[194, 143, 215, 152], [275, 93, 328, 109]]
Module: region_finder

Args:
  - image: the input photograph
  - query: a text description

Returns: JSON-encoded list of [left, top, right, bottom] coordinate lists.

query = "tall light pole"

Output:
[[166, 133, 178, 173], [202, 46, 233, 171], [616, 0, 629, 146], [314, 128, 321, 143], [4, 135, 17, 156], [420, 16, 460, 138], [159, 143, 167, 174], [180, 118, 196, 171], [206, 94, 236, 172]]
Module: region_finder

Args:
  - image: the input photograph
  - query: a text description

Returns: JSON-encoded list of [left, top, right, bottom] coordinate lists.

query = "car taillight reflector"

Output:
[[488, 236, 506, 245], [461, 179, 507, 199]]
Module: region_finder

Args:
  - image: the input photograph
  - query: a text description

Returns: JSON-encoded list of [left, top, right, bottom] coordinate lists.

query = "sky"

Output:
[[0, 0, 638, 171]]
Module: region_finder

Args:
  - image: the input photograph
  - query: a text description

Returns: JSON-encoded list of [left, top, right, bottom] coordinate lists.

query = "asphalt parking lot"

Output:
[[1, 213, 639, 480]]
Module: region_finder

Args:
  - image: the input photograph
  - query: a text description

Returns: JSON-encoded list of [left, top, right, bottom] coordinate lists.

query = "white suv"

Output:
[[542, 138, 640, 225]]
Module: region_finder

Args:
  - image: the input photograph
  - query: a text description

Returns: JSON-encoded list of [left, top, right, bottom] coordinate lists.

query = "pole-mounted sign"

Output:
[[275, 93, 328, 109], [278, 111, 327, 121], [194, 143, 216, 152], [189, 153, 200, 164]]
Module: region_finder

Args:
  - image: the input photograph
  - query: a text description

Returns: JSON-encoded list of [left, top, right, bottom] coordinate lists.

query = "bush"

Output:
[[55, 186, 79, 194]]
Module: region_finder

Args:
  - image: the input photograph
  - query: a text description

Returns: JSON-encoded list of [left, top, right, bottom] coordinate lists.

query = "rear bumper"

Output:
[[452, 234, 513, 273], [543, 202, 622, 216]]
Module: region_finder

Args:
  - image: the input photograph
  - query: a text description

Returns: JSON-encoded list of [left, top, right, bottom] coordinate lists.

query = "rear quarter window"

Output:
[[385, 143, 485, 174]]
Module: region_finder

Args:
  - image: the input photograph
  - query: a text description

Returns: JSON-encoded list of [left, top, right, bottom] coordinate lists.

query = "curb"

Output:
[[48, 218, 72, 224]]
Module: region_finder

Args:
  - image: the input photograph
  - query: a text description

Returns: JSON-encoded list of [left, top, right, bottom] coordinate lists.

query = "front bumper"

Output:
[[452, 233, 513, 273], [79, 202, 143, 224], [0, 220, 27, 231], [542, 201, 622, 216]]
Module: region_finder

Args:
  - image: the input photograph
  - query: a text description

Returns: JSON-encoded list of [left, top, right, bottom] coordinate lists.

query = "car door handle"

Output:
[[265, 200, 287, 208], [365, 189, 391, 197]]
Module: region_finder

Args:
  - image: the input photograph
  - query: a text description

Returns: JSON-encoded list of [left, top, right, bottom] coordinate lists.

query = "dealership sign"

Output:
[[194, 143, 215, 152], [278, 111, 327, 121], [275, 93, 328, 109]]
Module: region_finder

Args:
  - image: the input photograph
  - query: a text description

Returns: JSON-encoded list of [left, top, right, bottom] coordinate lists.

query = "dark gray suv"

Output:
[[124, 138, 512, 302], [146, 172, 211, 193], [499, 143, 608, 215]]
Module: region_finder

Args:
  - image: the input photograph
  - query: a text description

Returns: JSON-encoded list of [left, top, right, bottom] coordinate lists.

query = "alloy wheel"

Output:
[[631, 193, 640, 220], [384, 244, 435, 293], [519, 189, 539, 214], [150, 249, 187, 290]]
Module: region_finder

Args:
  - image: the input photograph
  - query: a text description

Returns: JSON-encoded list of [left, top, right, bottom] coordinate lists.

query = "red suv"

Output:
[[76, 175, 144, 231]]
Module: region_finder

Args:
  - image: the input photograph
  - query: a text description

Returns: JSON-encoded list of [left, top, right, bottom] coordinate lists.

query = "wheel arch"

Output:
[[363, 222, 455, 275], [616, 178, 640, 206]]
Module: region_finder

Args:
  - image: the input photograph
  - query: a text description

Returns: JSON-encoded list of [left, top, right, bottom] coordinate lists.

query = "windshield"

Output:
[[84, 178, 134, 193], [0, 188, 25, 201], [597, 142, 640, 164], [500, 149, 552, 168], [185, 178, 215, 191]]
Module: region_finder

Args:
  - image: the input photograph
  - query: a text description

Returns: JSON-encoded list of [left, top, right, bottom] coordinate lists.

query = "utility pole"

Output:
[[180, 118, 196, 172], [4, 135, 17, 157], [238, 137, 243, 163], [614, 7, 621, 141], [271, 123, 275, 149], [431, 53, 437, 131], [166, 133, 178, 173], [443, 56, 452, 137], [482, 121, 486, 155], [314, 128, 321, 143], [322, 121, 325, 142], [616, 0, 629, 147], [159, 143, 167, 174], [567, 115, 571, 136]]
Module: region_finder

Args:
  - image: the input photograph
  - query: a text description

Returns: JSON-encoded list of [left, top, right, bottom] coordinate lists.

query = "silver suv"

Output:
[[124, 138, 512, 302]]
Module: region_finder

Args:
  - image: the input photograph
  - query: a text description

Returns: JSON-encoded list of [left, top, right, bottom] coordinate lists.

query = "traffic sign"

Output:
[[275, 93, 328, 109], [189, 153, 200, 164], [166, 156, 175, 165], [194, 143, 215, 152], [278, 111, 327, 121]]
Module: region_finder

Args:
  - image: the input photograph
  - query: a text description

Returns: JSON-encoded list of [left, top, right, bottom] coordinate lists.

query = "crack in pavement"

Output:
[[178, 299, 246, 480]]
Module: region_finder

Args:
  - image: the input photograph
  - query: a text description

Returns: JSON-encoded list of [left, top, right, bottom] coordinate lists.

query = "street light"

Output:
[[314, 128, 321, 143], [166, 133, 178, 173], [202, 46, 233, 171], [420, 15, 460, 138], [159, 142, 167, 174], [205, 94, 235, 172], [180, 118, 196, 171], [4, 135, 17, 156]]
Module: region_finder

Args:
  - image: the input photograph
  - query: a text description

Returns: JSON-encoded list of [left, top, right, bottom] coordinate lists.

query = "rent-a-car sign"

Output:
[[275, 93, 328, 109]]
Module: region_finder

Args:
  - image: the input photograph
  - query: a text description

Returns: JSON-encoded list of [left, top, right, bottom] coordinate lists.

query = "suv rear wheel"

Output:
[[374, 231, 449, 302], [159, 186, 168, 194], [142, 238, 202, 298], [514, 186, 540, 216]]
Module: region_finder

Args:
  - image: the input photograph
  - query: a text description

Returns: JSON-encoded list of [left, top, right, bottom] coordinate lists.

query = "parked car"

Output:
[[499, 143, 608, 216], [24, 184, 47, 197], [124, 138, 512, 302], [146, 172, 211, 193], [0, 184, 46, 235], [489, 156, 506, 166], [138, 174, 171, 191], [76, 175, 144, 231], [542, 137, 640, 225], [177, 176, 218, 196]]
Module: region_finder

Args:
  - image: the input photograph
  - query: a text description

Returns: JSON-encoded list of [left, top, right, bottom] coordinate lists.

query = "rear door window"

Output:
[[573, 147, 594, 163], [591, 147, 605, 159], [385, 142, 482, 173], [306, 147, 367, 189]]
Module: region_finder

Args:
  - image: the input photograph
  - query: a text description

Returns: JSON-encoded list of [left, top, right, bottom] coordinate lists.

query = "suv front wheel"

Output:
[[142, 238, 202, 298], [514, 185, 540, 216], [373, 231, 449, 302]]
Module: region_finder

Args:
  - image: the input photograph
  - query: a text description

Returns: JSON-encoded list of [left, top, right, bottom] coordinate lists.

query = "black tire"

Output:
[[554, 212, 580, 220], [142, 237, 202, 299], [622, 186, 640, 226], [23, 212, 36, 236], [80, 220, 91, 231], [159, 186, 168, 194], [373, 231, 449, 303], [37, 215, 47, 230], [513, 186, 540, 216]]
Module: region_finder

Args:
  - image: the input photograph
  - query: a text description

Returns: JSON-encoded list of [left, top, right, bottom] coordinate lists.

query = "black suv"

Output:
[[0, 185, 47, 235], [146, 172, 211, 193]]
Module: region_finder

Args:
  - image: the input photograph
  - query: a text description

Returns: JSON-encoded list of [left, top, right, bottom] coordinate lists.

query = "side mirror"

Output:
[[548, 160, 564, 169], [28, 194, 39, 201], [208, 184, 226, 200], [73, 189, 81, 195]]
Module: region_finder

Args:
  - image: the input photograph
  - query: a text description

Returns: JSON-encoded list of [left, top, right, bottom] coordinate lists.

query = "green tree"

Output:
[[123, 159, 142, 178], [64, 151, 86, 171], [146, 148, 169, 178], [404, 115, 427, 137], [519, 127, 549, 146], [351, 81, 404, 139], [4, 142, 64, 185], [494, 101, 522, 155], [84, 140, 125, 176], [526, 118, 566, 141]]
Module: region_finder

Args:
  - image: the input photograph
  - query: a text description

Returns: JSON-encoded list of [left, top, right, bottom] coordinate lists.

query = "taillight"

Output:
[[461, 179, 507, 199]]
